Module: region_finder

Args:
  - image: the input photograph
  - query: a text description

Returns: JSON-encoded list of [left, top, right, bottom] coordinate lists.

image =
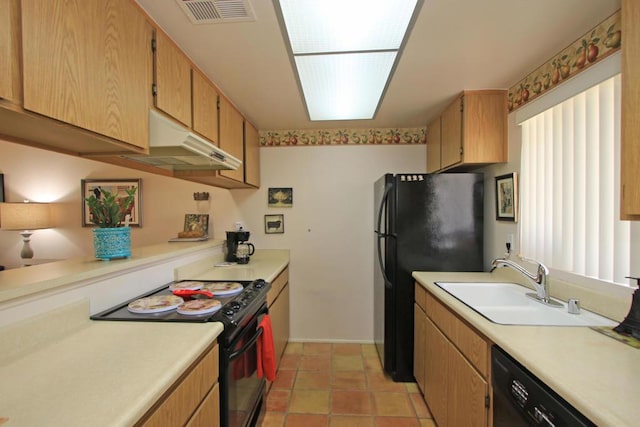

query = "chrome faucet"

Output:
[[490, 257, 562, 307]]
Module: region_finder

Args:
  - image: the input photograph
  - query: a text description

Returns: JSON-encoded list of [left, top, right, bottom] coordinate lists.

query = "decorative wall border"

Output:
[[508, 10, 621, 113], [259, 127, 426, 146]]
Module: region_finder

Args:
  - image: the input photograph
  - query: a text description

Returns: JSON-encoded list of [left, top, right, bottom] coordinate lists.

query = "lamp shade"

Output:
[[1, 202, 52, 230]]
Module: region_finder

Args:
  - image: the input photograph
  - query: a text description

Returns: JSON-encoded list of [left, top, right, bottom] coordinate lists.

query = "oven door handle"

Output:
[[229, 326, 264, 361]]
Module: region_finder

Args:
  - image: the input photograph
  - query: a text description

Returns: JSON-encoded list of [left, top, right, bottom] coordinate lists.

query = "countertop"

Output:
[[0, 247, 290, 426], [413, 271, 640, 427]]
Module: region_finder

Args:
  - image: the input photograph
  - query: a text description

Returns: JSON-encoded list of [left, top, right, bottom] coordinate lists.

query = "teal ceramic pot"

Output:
[[93, 227, 131, 260]]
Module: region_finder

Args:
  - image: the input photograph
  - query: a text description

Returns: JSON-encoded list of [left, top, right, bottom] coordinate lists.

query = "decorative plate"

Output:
[[177, 299, 222, 316], [202, 281, 244, 296], [127, 295, 184, 314]]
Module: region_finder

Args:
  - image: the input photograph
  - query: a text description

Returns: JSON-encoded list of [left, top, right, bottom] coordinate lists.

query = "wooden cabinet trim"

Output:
[[414, 282, 427, 312]]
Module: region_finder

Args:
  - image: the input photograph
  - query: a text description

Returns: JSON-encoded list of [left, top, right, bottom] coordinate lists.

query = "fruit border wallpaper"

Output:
[[259, 127, 426, 146], [508, 10, 621, 113]]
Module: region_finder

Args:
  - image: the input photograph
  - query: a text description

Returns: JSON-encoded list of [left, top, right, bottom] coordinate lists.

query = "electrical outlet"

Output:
[[507, 234, 514, 246], [235, 222, 244, 231]]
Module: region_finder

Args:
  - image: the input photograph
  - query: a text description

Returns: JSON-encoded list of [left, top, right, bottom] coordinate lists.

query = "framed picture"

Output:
[[82, 179, 142, 227], [0, 174, 4, 202], [184, 214, 209, 236], [495, 173, 518, 222], [264, 214, 284, 234], [268, 187, 293, 207]]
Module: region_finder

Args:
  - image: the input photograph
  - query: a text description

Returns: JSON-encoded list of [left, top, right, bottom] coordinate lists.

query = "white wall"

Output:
[[0, 140, 244, 268], [230, 145, 426, 342]]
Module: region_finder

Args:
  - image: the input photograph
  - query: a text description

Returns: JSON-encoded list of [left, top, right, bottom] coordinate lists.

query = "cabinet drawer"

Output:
[[139, 343, 219, 427], [186, 383, 220, 427], [425, 292, 488, 378], [415, 283, 427, 312], [267, 267, 289, 307]]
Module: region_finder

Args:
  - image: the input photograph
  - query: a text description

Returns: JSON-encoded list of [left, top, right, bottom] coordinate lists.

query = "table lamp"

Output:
[[1, 201, 52, 259]]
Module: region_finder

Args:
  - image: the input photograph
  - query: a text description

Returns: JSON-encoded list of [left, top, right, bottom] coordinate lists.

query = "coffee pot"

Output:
[[224, 229, 254, 263]]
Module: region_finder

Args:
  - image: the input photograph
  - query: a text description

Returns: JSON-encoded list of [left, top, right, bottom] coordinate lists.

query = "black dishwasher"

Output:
[[492, 346, 596, 426]]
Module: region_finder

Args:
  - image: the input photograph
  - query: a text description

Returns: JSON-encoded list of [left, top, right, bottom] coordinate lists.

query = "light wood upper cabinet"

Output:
[[621, 0, 640, 219], [192, 69, 219, 144], [426, 116, 442, 173], [154, 30, 192, 127], [21, 0, 152, 150], [244, 121, 260, 188], [219, 96, 245, 183], [433, 90, 507, 172], [0, 0, 20, 103]]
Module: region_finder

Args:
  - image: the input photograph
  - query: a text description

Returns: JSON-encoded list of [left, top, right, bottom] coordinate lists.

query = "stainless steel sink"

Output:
[[434, 282, 616, 326]]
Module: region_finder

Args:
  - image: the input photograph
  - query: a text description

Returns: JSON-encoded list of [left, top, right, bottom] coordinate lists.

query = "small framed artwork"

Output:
[[0, 174, 4, 202], [268, 187, 293, 207], [184, 214, 209, 236], [265, 214, 285, 234], [82, 179, 142, 227], [495, 173, 518, 222]]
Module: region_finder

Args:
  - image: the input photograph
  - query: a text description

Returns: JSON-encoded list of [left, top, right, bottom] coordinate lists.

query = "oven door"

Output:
[[220, 304, 268, 427]]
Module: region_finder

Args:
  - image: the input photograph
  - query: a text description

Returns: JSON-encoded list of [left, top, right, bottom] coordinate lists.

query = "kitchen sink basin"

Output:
[[434, 282, 617, 327]]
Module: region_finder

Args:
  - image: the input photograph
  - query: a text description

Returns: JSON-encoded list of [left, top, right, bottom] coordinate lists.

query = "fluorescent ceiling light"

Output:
[[276, 0, 421, 121]]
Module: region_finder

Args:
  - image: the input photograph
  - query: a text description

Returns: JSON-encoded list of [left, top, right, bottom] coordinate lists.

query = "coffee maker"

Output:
[[224, 229, 255, 263]]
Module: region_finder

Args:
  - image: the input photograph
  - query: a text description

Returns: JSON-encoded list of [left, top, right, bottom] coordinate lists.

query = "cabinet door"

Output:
[[426, 116, 441, 173], [0, 0, 19, 102], [270, 284, 290, 370], [424, 317, 449, 427], [621, 0, 640, 218], [192, 70, 219, 144], [244, 120, 260, 187], [219, 96, 245, 182], [154, 30, 192, 127], [462, 91, 507, 164], [413, 304, 426, 393], [440, 96, 463, 169], [22, 0, 152, 150], [448, 346, 488, 427]]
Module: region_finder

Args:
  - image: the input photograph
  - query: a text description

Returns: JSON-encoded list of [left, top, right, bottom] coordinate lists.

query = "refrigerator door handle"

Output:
[[376, 182, 394, 289]]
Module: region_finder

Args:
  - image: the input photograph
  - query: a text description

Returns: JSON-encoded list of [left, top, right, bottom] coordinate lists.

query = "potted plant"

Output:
[[85, 187, 136, 260]]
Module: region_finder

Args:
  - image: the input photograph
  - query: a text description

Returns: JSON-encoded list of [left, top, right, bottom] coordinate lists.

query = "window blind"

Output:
[[520, 74, 630, 285]]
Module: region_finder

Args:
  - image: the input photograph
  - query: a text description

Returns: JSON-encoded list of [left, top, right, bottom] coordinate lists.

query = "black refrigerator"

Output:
[[374, 173, 484, 382]]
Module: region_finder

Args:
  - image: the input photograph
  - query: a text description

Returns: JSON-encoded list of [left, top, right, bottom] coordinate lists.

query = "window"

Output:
[[519, 74, 630, 285]]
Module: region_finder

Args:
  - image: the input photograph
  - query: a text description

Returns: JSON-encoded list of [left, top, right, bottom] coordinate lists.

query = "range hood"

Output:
[[122, 110, 242, 170]]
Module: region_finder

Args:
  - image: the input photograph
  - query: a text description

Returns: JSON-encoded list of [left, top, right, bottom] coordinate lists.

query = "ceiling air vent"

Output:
[[177, 0, 255, 24]]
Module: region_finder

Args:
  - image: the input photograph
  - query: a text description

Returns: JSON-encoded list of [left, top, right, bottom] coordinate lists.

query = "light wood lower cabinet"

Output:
[[266, 266, 290, 388], [415, 283, 490, 427], [137, 343, 220, 427]]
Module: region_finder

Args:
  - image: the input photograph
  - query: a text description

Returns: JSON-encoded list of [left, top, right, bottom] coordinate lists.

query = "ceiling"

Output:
[[135, 0, 621, 131]]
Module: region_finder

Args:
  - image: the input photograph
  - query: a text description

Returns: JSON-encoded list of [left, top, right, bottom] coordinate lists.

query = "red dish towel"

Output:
[[257, 314, 277, 381]]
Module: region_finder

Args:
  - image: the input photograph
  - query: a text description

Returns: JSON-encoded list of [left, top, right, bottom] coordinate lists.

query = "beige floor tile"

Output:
[[331, 371, 368, 390], [330, 415, 374, 427], [331, 390, 372, 415], [366, 371, 408, 392], [375, 416, 421, 427], [333, 343, 363, 355], [419, 419, 437, 427], [404, 382, 420, 393], [364, 356, 384, 372], [284, 342, 304, 355], [284, 413, 329, 427], [295, 370, 331, 390], [289, 390, 330, 414], [273, 370, 296, 389], [266, 389, 291, 413], [260, 412, 286, 427], [299, 354, 332, 371], [371, 392, 416, 417], [279, 354, 301, 370], [409, 393, 431, 418], [333, 355, 365, 371], [361, 344, 378, 357], [303, 342, 333, 355]]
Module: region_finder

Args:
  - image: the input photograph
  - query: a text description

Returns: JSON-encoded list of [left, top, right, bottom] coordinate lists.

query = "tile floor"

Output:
[[257, 342, 436, 427]]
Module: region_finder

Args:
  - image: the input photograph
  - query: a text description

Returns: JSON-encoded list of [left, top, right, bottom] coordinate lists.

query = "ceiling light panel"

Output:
[[279, 0, 418, 54], [295, 52, 397, 121]]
